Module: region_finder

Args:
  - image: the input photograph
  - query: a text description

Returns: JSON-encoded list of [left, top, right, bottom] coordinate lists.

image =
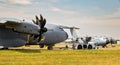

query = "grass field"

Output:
[[0, 44, 120, 65]]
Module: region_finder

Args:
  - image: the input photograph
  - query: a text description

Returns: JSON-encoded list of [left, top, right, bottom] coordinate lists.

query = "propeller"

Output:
[[85, 36, 92, 43], [109, 38, 117, 44], [81, 36, 92, 43], [32, 14, 47, 42], [105, 38, 110, 44]]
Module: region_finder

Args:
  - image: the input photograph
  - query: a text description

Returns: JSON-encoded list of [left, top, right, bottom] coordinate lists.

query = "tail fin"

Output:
[[70, 27, 79, 41], [61, 26, 79, 42]]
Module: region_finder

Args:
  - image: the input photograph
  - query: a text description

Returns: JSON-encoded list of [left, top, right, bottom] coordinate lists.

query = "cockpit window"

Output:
[[59, 27, 64, 31]]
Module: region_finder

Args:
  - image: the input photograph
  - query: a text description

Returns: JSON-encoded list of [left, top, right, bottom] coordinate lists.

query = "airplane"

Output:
[[76, 36, 115, 49], [0, 14, 69, 50]]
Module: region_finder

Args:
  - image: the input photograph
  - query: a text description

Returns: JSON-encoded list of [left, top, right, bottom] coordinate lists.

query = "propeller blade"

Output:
[[35, 16, 39, 25], [40, 14, 43, 22], [38, 35, 42, 42], [39, 15, 44, 28], [32, 19, 36, 24], [41, 19, 46, 28]]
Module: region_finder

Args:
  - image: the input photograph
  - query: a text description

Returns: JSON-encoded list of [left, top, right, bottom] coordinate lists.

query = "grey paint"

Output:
[[0, 18, 68, 48]]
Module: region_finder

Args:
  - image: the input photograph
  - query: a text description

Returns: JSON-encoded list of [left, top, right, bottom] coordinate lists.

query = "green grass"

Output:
[[0, 49, 120, 65]]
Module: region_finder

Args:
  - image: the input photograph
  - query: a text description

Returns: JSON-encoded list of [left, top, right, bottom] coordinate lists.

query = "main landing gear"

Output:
[[47, 45, 53, 50]]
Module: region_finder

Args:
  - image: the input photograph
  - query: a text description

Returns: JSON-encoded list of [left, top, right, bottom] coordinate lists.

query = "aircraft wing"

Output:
[[60, 25, 80, 29], [0, 18, 22, 28]]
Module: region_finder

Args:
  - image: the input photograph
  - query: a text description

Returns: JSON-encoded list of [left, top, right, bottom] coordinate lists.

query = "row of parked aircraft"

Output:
[[65, 27, 117, 49], [0, 14, 117, 50], [68, 36, 117, 49], [65, 23, 117, 49]]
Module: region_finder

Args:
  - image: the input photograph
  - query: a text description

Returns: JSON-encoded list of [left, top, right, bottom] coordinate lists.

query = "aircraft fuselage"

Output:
[[0, 24, 68, 48]]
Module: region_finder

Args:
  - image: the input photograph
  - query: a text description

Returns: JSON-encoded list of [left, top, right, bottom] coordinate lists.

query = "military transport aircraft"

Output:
[[0, 14, 69, 50]]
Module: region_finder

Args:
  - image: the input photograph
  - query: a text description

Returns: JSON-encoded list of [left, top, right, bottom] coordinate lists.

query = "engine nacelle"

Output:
[[13, 23, 40, 35]]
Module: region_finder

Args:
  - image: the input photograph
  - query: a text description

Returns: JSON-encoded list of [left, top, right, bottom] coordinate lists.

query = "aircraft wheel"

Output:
[[77, 45, 82, 49], [102, 45, 106, 48], [47, 45, 53, 50], [39, 44, 44, 48], [83, 45, 87, 49], [65, 45, 69, 49], [88, 45, 92, 49]]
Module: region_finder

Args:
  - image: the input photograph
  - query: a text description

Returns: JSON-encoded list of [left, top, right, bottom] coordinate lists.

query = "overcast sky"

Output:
[[0, 0, 120, 39]]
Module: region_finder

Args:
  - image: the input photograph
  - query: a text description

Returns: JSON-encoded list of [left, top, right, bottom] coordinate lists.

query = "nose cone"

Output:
[[106, 39, 110, 44], [65, 31, 68, 39]]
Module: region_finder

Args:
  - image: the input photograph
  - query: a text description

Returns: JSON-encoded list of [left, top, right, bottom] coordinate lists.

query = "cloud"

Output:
[[50, 7, 77, 15], [8, 0, 32, 5], [97, 6, 120, 20], [49, 0, 60, 3], [72, 6, 120, 26], [0, 0, 32, 5]]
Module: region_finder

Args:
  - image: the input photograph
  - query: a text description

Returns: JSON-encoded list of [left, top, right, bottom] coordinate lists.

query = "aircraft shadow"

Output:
[[0, 49, 41, 53]]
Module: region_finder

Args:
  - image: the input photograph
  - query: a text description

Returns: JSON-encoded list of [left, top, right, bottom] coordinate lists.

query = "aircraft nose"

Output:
[[106, 39, 110, 44], [65, 31, 68, 39]]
